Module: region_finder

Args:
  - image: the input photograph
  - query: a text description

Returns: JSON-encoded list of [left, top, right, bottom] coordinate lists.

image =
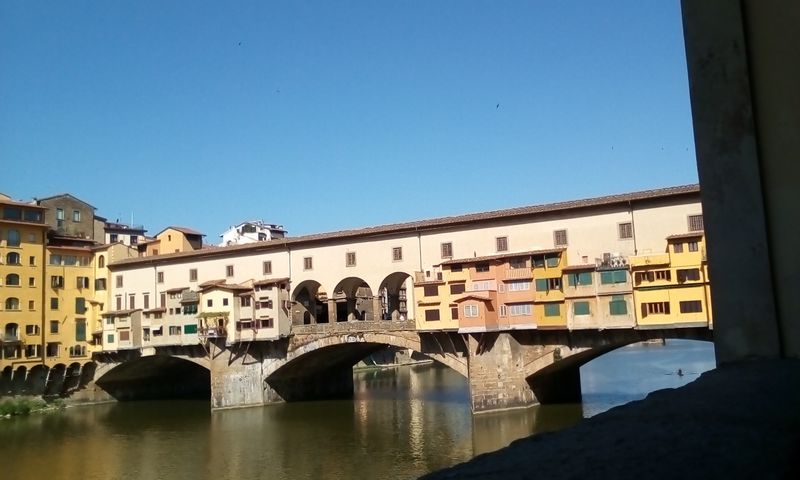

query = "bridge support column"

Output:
[[529, 366, 582, 404], [467, 333, 536, 413], [209, 342, 267, 410], [327, 300, 337, 324]]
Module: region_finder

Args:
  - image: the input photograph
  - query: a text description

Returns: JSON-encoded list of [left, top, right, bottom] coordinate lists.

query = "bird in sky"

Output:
[[496, 103, 500, 109]]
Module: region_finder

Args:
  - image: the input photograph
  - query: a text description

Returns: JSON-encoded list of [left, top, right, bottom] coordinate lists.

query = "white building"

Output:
[[219, 220, 286, 246]]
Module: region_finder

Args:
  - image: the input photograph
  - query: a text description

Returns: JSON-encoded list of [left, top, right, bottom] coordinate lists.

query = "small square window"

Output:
[[116, 275, 123, 288], [223, 298, 229, 306], [72, 210, 81, 222], [553, 229, 568, 247], [157, 272, 164, 283], [263, 261, 272, 275], [496, 236, 508, 252], [618, 222, 633, 239], [674, 243, 684, 253], [392, 247, 403, 262], [345, 252, 356, 267], [303, 257, 313, 270], [189, 269, 198, 282], [688, 214, 704, 232], [441, 242, 453, 259], [226, 265, 234, 277], [207, 299, 213, 307]]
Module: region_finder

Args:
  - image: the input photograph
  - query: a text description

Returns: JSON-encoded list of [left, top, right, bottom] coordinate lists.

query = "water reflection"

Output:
[[0, 340, 715, 480]]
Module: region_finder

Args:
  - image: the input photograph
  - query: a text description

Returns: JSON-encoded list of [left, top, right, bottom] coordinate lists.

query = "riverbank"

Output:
[[421, 359, 800, 479], [0, 397, 64, 418]]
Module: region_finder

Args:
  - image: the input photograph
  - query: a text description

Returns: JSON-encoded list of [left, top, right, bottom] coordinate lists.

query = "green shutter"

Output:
[[578, 272, 593, 285], [544, 303, 560, 317], [546, 255, 560, 268], [600, 271, 613, 284], [612, 270, 628, 283], [573, 301, 590, 315], [75, 321, 86, 342], [184, 324, 198, 334], [568, 274, 577, 287], [535, 278, 549, 291], [610, 299, 628, 315]]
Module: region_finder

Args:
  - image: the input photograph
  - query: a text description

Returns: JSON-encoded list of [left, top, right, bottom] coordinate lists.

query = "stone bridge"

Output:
[[77, 321, 712, 413]]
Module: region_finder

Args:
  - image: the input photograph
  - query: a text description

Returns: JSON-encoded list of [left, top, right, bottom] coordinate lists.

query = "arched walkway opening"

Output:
[[378, 272, 412, 321], [292, 280, 329, 325], [96, 355, 210, 401], [332, 277, 374, 322]]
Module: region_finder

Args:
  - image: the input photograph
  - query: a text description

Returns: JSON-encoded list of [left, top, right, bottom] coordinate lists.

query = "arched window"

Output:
[[4, 323, 19, 338], [6, 252, 20, 265], [7, 229, 20, 247], [5, 274, 20, 286], [98, 255, 105, 268], [4, 297, 20, 310]]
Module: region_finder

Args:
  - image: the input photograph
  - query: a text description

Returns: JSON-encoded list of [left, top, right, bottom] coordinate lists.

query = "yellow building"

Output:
[[413, 264, 462, 331], [138, 226, 204, 256], [532, 249, 567, 328], [43, 236, 96, 367], [630, 232, 711, 328], [0, 197, 48, 371]]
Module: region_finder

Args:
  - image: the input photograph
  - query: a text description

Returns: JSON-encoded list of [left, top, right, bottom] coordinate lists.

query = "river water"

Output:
[[0, 340, 714, 480]]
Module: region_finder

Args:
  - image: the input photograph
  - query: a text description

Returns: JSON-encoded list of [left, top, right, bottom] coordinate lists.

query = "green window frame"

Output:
[[545, 255, 560, 268], [609, 295, 628, 315], [573, 301, 590, 315], [544, 303, 560, 317], [535, 278, 549, 292], [75, 320, 86, 342], [600, 269, 628, 284], [568, 272, 593, 286], [184, 324, 198, 334], [106, 334, 115, 343]]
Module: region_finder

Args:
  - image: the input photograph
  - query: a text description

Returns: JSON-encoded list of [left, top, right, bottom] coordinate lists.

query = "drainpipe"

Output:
[[416, 227, 423, 272], [628, 200, 638, 255], [40, 232, 47, 367]]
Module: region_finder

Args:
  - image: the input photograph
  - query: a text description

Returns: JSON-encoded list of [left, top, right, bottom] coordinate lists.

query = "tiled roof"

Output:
[[561, 264, 597, 272], [157, 226, 205, 237], [111, 184, 700, 269], [101, 309, 141, 316], [254, 277, 291, 286], [666, 231, 705, 240], [165, 287, 188, 294]]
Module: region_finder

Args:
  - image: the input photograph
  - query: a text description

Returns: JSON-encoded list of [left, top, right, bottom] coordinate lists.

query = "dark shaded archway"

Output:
[[291, 280, 329, 325], [96, 355, 210, 401], [332, 277, 375, 322], [378, 272, 412, 321]]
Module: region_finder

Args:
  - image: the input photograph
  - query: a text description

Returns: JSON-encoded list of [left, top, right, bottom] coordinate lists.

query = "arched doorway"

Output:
[[378, 272, 412, 321], [291, 280, 329, 325], [332, 277, 375, 322]]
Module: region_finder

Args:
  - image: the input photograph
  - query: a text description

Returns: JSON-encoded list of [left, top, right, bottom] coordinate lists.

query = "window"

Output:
[[618, 222, 633, 239], [679, 300, 703, 313], [423, 285, 439, 297], [110, 233, 119, 243], [688, 214, 704, 232], [241, 297, 252, 307], [119, 330, 130, 341], [157, 271, 164, 283], [463, 305, 479, 317], [46, 343, 59, 357], [440, 242, 453, 259], [499, 305, 507, 317], [573, 301, 591, 316], [190, 269, 198, 281], [688, 241, 699, 252], [26, 325, 40, 335], [25, 345, 41, 358], [425, 309, 440, 321], [642, 302, 670, 317], [127, 294, 134, 309], [4, 297, 19, 310], [76, 276, 89, 289], [29, 255, 35, 266], [509, 258, 528, 269], [75, 297, 87, 314], [475, 263, 490, 273], [567, 272, 593, 287], [673, 243, 684, 253], [56, 208, 64, 220], [5, 273, 20, 286], [544, 303, 561, 317], [116, 275, 123, 288], [28, 277, 35, 287], [130, 235, 138, 244], [655, 270, 671, 281], [507, 280, 531, 291], [546, 255, 560, 268], [509, 304, 532, 316], [553, 229, 568, 247], [472, 281, 491, 291], [50, 275, 64, 288], [160, 293, 166, 307], [263, 261, 272, 275], [535, 278, 561, 292], [449, 264, 462, 272], [116, 296, 122, 310], [50, 297, 59, 310], [207, 299, 213, 307], [92, 278, 106, 290], [609, 296, 628, 315], [28, 300, 34, 310], [98, 255, 105, 268], [677, 268, 701, 283], [183, 303, 198, 315], [226, 265, 234, 277], [64, 255, 77, 266], [449, 283, 466, 295], [496, 236, 508, 252], [6, 252, 20, 265], [451, 307, 460, 320], [345, 252, 356, 267], [50, 320, 59, 334], [106, 334, 115, 344], [601, 270, 628, 284], [222, 298, 229, 306], [392, 247, 403, 261], [303, 257, 313, 270], [169, 326, 182, 335], [143, 293, 150, 309], [72, 210, 81, 222], [75, 319, 86, 342]]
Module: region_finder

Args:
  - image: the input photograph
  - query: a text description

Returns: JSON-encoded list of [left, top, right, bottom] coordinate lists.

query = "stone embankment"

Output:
[[422, 360, 800, 479]]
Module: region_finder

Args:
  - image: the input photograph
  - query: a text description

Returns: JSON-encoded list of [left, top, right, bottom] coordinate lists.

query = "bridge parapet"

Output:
[[291, 320, 416, 335]]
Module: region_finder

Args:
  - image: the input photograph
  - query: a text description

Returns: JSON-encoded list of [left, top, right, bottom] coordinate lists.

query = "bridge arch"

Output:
[[94, 354, 211, 401]]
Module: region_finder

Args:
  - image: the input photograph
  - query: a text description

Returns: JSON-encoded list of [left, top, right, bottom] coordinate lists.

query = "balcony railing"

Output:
[[505, 268, 533, 279]]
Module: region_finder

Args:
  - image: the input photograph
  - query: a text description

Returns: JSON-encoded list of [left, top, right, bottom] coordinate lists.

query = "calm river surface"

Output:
[[0, 340, 714, 480]]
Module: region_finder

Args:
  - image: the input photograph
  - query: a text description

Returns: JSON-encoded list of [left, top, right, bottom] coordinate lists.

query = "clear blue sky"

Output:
[[1, 1, 697, 239]]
